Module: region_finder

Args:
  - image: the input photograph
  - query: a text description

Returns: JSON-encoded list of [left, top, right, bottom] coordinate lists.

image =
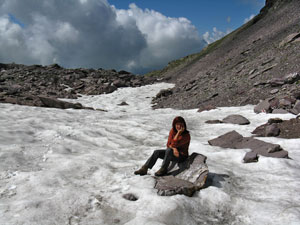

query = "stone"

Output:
[[243, 152, 259, 163], [279, 98, 292, 108], [270, 89, 279, 94], [293, 100, 300, 114], [122, 193, 138, 201], [209, 131, 289, 161], [272, 109, 289, 114], [254, 100, 271, 113], [205, 120, 223, 124], [197, 104, 216, 112], [279, 32, 300, 47], [268, 118, 283, 124], [265, 124, 280, 137], [39, 96, 83, 109], [222, 114, 250, 125], [118, 101, 128, 106], [154, 153, 208, 197], [208, 130, 243, 148]]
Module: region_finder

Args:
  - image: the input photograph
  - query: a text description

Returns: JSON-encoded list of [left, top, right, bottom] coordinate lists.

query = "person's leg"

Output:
[[134, 149, 166, 175], [144, 149, 166, 169], [155, 148, 179, 176]]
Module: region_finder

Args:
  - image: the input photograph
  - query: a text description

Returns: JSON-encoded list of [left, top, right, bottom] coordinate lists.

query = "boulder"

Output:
[[272, 109, 289, 114], [205, 120, 223, 124], [243, 152, 259, 163], [293, 100, 300, 114], [265, 124, 280, 137], [254, 100, 271, 113], [208, 130, 243, 148], [208, 131, 289, 162], [154, 153, 208, 197], [39, 96, 83, 109], [197, 104, 216, 113], [222, 114, 250, 125], [283, 72, 300, 84]]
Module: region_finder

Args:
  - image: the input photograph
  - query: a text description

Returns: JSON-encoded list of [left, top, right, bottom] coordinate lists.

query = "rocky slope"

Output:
[[0, 63, 156, 109], [152, 0, 300, 110]]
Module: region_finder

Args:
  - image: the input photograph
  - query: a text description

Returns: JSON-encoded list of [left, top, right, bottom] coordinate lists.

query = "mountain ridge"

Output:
[[151, 0, 300, 109]]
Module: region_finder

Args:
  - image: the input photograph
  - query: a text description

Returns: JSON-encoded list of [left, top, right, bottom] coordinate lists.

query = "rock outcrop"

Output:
[[208, 131, 289, 162], [0, 63, 157, 109], [154, 153, 208, 197]]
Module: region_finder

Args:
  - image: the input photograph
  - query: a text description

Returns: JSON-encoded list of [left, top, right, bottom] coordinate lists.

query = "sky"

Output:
[[0, 0, 265, 74], [1, 82, 299, 224]]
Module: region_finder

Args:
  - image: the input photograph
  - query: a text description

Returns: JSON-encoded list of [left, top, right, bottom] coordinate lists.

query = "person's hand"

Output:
[[173, 148, 179, 157], [177, 127, 185, 134]]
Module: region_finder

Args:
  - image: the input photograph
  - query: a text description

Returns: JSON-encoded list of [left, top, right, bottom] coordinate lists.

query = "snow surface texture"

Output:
[[1, 83, 300, 225]]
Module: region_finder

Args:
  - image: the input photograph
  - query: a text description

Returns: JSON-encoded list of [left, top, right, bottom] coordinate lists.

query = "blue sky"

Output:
[[0, 0, 265, 73], [108, 0, 265, 37]]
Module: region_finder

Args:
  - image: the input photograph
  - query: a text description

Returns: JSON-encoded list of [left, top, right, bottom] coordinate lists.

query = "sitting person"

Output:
[[134, 116, 191, 176]]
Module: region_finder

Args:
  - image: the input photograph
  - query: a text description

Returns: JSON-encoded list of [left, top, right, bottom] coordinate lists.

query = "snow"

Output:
[[0, 83, 300, 225]]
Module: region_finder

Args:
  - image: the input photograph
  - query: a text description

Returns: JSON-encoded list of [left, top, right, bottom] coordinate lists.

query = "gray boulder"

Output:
[[154, 153, 208, 197], [222, 114, 250, 125], [293, 100, 300, 114]]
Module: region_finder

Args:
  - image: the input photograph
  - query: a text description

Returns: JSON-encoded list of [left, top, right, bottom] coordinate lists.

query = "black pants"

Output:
[[144, 148, 187, 169]]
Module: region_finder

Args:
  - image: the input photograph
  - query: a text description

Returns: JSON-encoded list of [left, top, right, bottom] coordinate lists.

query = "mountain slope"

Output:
[[152, 0, 300, 109]]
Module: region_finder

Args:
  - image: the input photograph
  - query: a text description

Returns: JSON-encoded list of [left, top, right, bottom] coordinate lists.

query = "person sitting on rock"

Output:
[[134, 116, 191, 176]]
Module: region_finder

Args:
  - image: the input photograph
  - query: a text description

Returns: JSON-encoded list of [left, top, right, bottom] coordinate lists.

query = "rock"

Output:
[[154, 153, 208, 197], [39, 96, 83, 109], [209, 131, 288, 161], [243, 152, 259, 163], [205, 120, 223, 124], [265, 124, 280, 137], [208, 130, 243, 148], [122, 193, 138, 201], [254, 100, 271, 113], [155, 176, 196, 197], [279, 32, 300, 47], [268, 78, 285, 87], [197, 104, 216, 112], [293, 100, 300, 114], [279, 98, 292, 108], [118, 101, 128, 106], [113, 79, 128, 88], [222, 114, 250, 125], [283, 72, 300, 84], [270, 89, 279, 94], [272, 109, 289, 114], [268, 118, 283, 124]]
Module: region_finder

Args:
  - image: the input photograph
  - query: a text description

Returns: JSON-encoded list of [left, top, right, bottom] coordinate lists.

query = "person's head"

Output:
[[172, 116, 188, 133]]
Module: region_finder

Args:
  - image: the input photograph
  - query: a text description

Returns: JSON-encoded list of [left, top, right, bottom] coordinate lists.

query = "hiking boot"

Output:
[[134, 166, 148, 176], [154, 167, 167, 176]]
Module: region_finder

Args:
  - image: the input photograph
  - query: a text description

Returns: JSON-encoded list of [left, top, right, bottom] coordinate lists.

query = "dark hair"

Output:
[[172, 116, 189, 133]]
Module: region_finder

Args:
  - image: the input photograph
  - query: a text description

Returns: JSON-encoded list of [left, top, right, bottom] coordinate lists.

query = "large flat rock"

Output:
[[154, 153, 209, 197]]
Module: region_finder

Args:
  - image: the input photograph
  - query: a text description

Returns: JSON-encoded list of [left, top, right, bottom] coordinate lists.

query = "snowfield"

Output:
[[1, 83, 300, 225]]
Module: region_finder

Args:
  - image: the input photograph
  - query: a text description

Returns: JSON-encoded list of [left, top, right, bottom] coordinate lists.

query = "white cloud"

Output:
[[244, 14, 255, 24], [203, 27, 231, 44], [0, 0, 206, 73]]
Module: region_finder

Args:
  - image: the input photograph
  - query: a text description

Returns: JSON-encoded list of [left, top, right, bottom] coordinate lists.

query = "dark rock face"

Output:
[[151, 0, 300, 110], [0, 63, 157, 109], [208, 131, 289, 162], [154, 153, 208, 197]]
